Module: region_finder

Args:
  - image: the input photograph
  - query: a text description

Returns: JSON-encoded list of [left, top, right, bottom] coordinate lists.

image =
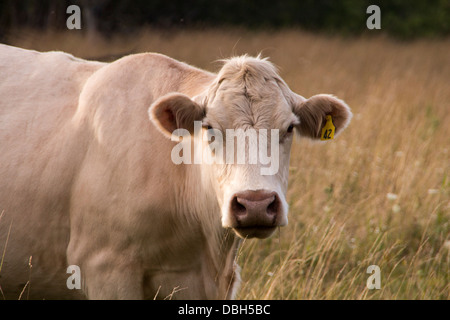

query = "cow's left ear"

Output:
[[149, 93, 206, 139], [293, 94, 352, 140]]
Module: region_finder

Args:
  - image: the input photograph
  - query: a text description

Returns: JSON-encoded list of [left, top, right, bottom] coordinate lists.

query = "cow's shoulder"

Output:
[[85, 52, 215, 96], [113, 52, 212, 76]]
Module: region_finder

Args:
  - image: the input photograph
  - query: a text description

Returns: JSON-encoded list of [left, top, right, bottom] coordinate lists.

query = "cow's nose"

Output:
[[230, 190, 281, 238]]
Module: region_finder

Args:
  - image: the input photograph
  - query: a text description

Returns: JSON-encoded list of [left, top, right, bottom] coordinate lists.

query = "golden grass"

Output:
[[4, 28, 449, 299]]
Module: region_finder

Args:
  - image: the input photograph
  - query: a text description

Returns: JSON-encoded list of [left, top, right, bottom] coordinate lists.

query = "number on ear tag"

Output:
[[321, 115, 335, 141]]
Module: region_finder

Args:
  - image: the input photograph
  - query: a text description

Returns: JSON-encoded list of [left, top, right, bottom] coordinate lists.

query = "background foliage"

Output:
[[1, 0, 450, 39]]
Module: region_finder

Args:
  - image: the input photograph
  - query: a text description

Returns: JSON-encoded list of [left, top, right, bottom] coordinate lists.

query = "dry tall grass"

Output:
[[4, 28, 449, 299]]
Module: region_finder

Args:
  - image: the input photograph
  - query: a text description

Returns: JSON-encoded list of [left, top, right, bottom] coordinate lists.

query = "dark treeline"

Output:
[[1, 0, 449, 39]]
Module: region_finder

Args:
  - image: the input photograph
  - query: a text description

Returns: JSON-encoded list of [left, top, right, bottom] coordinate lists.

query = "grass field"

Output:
[[5, 28, 449, 299]]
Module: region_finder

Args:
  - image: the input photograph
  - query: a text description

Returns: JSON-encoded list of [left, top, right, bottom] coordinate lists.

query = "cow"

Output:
[[0, 44, 351, 299]]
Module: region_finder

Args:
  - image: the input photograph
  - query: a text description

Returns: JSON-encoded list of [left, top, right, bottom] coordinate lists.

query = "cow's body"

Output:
[[0, 45, 239, 299], [0, 45, 351, 299]]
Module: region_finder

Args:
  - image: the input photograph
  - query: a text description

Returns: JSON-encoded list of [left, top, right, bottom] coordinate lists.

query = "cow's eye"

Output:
[[287, 124, 294, 133]]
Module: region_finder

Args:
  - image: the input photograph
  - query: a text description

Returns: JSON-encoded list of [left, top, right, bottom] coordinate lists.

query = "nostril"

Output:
[[267, 196, 279, 216], [231, 196, 247, 216]]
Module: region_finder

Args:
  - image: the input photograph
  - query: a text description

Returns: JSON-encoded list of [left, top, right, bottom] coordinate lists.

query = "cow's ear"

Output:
[[293, 94, 352, 140], [149, 93, 205, 139]]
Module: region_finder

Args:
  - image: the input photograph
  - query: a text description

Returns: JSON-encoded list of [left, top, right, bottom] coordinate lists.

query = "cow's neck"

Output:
[[176, 161, 241, 299]]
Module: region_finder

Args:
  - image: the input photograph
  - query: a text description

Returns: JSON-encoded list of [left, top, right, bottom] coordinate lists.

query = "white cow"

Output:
[[0, 44, 351, 299]]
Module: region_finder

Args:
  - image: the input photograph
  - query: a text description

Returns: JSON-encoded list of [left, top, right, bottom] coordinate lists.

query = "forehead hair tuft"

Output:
[[217, 55, 280, 86], [208, 55, 288, 107]]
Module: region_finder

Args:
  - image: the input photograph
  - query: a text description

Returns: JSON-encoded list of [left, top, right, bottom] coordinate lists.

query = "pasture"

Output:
[[4, 28, 449, 299]]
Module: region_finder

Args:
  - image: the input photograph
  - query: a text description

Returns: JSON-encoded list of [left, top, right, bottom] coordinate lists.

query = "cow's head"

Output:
[[149, 56, 351, 239]]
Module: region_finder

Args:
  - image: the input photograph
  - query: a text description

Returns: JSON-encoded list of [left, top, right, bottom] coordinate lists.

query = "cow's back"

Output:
[[0, 45, 104, 299]]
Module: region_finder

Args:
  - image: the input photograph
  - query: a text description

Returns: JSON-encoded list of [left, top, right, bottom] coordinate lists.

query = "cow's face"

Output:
[[150, 56, 351, 239]]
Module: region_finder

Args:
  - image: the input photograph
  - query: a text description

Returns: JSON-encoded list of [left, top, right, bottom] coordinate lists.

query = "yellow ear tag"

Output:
[[321, 115, 335, 141]]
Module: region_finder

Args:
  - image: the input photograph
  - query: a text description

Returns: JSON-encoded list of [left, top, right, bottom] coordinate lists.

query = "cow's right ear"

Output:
[[149, 93, 206, 139]]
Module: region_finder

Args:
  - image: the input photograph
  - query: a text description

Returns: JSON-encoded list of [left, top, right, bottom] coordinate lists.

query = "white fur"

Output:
[[0, 45, 351, 300]]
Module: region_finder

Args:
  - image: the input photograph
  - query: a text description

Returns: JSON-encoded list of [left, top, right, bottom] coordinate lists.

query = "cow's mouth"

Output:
[[233, 226, 277, 239]]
